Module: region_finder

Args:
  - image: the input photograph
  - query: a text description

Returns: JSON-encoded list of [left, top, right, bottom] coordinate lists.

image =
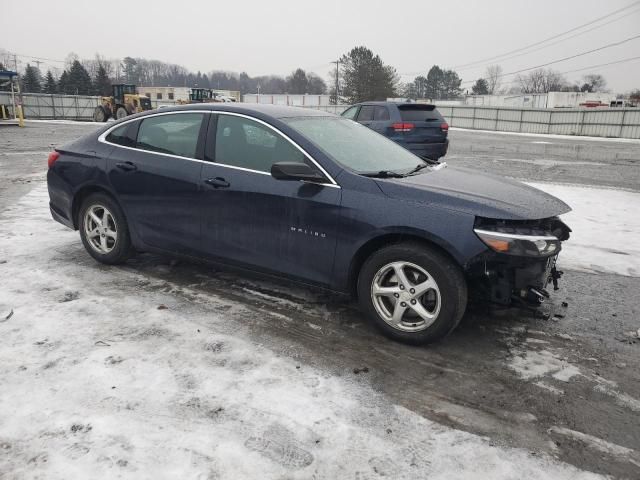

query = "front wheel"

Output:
[[79, 193, 134, 264], [357, 243, 467, 345], [93, 106, 109, 122]]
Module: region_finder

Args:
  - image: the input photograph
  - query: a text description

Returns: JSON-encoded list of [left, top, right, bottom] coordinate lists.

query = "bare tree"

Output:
[[484, 65, 503, 94], [516, 68, 567, 93]]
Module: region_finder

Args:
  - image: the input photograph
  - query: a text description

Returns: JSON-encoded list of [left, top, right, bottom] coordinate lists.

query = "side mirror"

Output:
[[271, 162, 326, 183]]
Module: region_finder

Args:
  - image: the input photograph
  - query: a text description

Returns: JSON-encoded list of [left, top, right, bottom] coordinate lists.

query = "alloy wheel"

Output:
[[370, 261, 441, 332], [84, 204, 118, 254]]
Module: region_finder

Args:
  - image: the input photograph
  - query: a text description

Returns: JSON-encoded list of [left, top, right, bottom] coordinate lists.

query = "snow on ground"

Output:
[[508, 349, 582, 382], [0, 187, 606, 479], [528, 182, 640, 277]]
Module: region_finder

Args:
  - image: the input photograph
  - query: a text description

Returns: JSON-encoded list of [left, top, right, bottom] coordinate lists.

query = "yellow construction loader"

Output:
[[93, 84, 152, 122]]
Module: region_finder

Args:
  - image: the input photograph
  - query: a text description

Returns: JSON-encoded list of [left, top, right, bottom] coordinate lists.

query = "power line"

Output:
[[560, 55, 640, 74], [456, 4, 640, 72], [452, 0, 640, 70], [460, 32, 640, 84], [482, 55, 640, 89], [8, 52, 66, 63]]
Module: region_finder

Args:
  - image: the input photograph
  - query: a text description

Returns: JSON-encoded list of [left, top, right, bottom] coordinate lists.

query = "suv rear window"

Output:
[[397, 104, 442, 122]]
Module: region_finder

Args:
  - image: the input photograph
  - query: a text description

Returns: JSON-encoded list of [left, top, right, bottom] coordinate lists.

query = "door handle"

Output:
[[204, 177, 230, 188], [116, 161, 137, 172]]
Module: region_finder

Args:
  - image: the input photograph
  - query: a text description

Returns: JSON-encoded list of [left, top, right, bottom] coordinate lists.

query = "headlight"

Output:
[[474, 228, 560, 257]]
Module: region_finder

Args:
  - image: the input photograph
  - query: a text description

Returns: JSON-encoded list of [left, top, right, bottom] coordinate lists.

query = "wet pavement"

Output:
[[1, 121, 639, 477]]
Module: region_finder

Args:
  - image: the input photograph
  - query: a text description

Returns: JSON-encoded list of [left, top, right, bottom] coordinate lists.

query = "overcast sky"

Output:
[[3, 0, 639, 93]]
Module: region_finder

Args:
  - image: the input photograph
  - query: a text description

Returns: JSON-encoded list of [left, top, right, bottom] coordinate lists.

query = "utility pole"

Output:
[[13, 54, 24, 126], [33, 59, 44, 71], [331, 60, 340, 105]]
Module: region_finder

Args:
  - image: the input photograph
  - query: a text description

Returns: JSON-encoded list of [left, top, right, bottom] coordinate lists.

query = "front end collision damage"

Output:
[[465, 216, 572, 307]]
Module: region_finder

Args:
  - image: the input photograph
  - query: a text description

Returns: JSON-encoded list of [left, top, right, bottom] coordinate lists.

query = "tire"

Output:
[[115, 106, 128, 120], [93, 106, 108, 122], [357, 242, 467, 345], [78, 193, 134, 265]]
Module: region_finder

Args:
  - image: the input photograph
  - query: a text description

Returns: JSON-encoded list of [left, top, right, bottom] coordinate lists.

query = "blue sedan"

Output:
[[47, 104, 571, 344]]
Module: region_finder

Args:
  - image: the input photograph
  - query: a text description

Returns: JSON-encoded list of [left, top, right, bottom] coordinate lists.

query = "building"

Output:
[[137, 87, 241, 104], [137, 86, 190, 103], [242, 94, 331, 107], [464, 91, 616, 109]]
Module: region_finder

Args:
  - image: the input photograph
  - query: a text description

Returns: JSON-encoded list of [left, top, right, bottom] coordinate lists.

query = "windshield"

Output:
[[283, 116, 425, 175]]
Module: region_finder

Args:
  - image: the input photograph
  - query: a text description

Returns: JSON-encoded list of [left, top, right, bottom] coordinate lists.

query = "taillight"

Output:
[[392, 122, 414, 132], [47, 151, 60, 168], [440, 122, 449, 132]]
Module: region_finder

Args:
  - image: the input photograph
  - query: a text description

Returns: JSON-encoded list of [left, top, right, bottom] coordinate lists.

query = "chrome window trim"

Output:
[[97, 109, 340, 188]]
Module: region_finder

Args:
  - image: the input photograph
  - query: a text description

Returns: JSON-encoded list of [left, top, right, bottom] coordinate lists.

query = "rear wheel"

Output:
[[115, 106, 128, 120], [357, 243, 467, 345], [79, 193, 133, 264]]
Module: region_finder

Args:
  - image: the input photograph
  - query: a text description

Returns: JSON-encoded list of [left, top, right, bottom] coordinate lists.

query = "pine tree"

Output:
[[93, 64, 111, 96], [471, 78, 489, 95], [286, 68, 308, 94], [22, 64, 42, 93], [58, 71, 70, 94], [43, 70, 57, 94], [67, 60, 92, 95], [338, 46, 398, 104]]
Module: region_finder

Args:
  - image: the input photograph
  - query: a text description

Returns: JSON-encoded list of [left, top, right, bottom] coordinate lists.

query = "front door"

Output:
[[200, 113, 342, 286], [106, 112, 207, 255]]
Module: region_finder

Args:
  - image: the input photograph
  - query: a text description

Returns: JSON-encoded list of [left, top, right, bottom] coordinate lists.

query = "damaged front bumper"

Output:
[[467, 216, 571, 306]]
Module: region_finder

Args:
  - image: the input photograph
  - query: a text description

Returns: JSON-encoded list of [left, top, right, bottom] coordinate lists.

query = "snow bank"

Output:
[[528, 182, 640, 277], [0, 185, 603, 479]]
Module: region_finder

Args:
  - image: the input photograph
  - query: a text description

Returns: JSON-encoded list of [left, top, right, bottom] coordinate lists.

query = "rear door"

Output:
[[106, 111, 207, 255], [369, 105, 391, 134], [396, 104, 447, 144]]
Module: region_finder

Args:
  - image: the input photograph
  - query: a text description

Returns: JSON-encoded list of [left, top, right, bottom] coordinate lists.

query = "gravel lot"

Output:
[[1, 121, 639, 478]]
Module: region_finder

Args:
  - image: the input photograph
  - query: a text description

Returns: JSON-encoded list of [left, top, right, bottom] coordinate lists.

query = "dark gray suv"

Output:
[[342, 102, 449, 161]]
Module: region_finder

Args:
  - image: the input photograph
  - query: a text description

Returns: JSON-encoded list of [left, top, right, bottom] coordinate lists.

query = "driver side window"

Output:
[[214, 115, 315, 174], [341, 106, 359, 120]]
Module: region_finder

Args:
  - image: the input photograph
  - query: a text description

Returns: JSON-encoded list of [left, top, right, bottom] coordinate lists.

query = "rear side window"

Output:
[[373, 106, 390, 121], [105, 123, 136, 147], [398, 105, 442, 122], [356, 105, 375, 121], [215, 114, 310, 173], [136, 113, 204, 159]]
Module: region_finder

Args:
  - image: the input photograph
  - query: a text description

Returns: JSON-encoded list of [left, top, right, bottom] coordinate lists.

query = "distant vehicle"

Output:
[[47, 104, 571, 345], [342, 102, 449, 161], [177, 88, 218, 105], [214, 94, 236, 103], [94, 84, 152, 122]]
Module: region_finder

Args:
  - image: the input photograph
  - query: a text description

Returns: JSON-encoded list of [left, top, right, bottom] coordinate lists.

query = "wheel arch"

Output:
[[71, 185, 121, 230], [347, 230, 465, 297]]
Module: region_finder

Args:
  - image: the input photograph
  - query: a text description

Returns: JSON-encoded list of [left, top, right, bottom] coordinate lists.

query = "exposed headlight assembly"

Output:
[[474, 228, 560, 257]]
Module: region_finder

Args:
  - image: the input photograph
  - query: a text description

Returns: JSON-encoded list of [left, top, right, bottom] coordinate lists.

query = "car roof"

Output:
[[137, 103, 334, 119], [353, 101, 438, 108]]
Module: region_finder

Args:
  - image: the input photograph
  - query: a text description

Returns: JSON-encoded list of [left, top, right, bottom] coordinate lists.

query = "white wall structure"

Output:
[[436, 105, 640, 138], [304, 104, 640, 139], [2, 91, 638, 139], [465, 92, 616, 108], [242, 94, 331, 107]]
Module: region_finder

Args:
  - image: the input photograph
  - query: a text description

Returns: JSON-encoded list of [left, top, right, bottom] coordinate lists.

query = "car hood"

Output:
[[374, 165, 571, 220]]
